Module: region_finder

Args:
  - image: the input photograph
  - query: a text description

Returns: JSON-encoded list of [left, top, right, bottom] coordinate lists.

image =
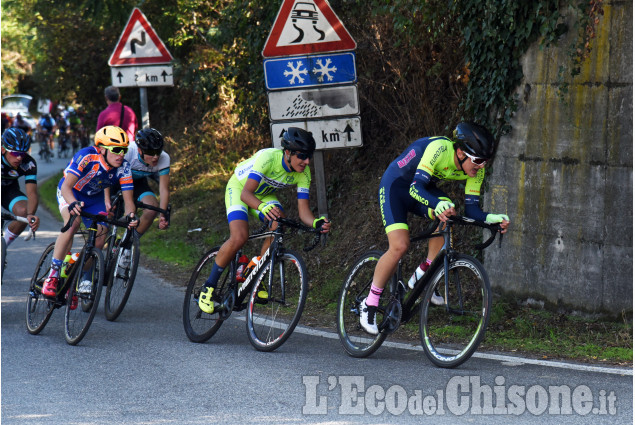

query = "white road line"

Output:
[[288, 322, 633, 376]]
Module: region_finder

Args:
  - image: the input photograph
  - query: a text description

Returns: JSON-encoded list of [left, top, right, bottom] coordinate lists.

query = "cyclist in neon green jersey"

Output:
[[198, 127, 332, 313], [360, 122, 510, 334]]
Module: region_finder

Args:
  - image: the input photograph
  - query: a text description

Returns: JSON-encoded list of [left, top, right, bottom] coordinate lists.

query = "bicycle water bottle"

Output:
[[242, 256, 261, 280], [235, 255, 249, 282], [60, 252, 80, 278], [407, 262, 428, 289]]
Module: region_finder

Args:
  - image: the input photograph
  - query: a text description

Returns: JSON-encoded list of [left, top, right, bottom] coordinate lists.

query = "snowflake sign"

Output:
[[312, 59, 337, 82], [283, 61, 309, 84]]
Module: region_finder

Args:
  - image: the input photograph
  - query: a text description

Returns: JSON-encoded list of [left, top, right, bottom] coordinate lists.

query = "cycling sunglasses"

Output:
[[102, 145, 128, 155], [293, 151, 312, 160], [141, 148, 162, 157], [6, 150, 26, 158], [464, 151, 487, 165]]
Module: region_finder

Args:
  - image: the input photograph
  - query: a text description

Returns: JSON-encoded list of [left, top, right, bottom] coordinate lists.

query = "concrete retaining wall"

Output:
[[483, 0, 632, 315]]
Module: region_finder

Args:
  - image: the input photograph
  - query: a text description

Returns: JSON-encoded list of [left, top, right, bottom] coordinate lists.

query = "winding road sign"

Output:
[[109, 8, 173, 66]]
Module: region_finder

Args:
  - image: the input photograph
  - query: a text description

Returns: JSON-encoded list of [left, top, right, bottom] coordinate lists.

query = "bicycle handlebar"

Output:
[[411, 215, 503, 250], [2, 212, 35, 241], [256, 217, 325, 252], [60, 210, 135, 233], [110, 190, 171, 226]]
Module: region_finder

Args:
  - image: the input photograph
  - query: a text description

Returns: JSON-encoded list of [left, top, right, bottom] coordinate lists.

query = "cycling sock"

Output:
[[133, 229, 142, 240], [48, 258, 63, 278], [4, 229, 18, 247], [367, 284, 383, 307], [204, 261, 225, 288], [423, 258, 432, 271]]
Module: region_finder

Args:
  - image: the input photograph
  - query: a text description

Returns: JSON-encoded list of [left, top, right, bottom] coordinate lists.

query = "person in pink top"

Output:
[[96, 86, 138, 142]]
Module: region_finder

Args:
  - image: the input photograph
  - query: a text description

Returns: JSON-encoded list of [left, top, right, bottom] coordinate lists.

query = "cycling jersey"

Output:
[[59, 146, 133, 197], [1, 153, 37, 212], [38, 117, 55, 132], [1, 153, 37, 187], [379, 136, 488, 233], [225, 148, 311, 223]]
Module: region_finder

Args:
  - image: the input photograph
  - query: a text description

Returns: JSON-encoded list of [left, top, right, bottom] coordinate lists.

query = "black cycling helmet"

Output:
[[2, 127, 31, 152], [453, 122, 495, 160], [135, 128, 164, 151], [281, 127, 316, 154]]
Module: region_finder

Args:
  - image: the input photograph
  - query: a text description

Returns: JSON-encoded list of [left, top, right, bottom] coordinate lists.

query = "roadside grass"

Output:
[[39, 172, 633, 366]]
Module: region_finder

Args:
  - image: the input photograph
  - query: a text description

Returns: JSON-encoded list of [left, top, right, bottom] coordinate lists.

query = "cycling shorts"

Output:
[[131, 178, 158, 203], [57, 187, 108, 228], [378, 175, 449, 234], [1, 181, 28, 212], [225, 174, 283, 223]]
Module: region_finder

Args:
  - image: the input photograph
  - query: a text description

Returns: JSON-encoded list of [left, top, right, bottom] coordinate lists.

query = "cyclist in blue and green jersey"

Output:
[[198, 127, 331, 314], [360, 122, 510, 334]]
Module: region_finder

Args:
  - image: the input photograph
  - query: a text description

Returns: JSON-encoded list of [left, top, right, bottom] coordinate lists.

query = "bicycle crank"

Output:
[[218, 291, 235, 320], [379, 297, 402, 334]]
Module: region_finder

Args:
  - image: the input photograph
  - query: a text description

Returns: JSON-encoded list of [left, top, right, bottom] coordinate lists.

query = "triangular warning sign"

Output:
[[108, 8, 173, 66], [262, 0, 356, 58]]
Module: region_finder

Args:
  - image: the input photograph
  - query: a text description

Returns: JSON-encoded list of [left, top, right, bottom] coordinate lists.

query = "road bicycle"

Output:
[[57, 128, 71, 158], [337, 215, 503, 368], [36, 129, 54, 163], [183, 217, 324, 352], [2, 212, 35, 281], [26, 210, 133, 345], [101, 190, 171, 321]]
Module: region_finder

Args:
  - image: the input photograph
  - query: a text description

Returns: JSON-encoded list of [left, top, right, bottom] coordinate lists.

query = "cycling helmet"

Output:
[[453, 122, 495, 159], [135, 128, 164, 151], [95, 125, 129, 147], [2, 128, 31, 152], [281, 127, 316, 154]]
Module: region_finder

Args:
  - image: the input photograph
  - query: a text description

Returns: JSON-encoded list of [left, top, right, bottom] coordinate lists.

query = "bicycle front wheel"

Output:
[[64, 247, 104, 345], [336, 250, 392, 358], [104, 234, 140, 321], [26, 242, 56, 334], [419, 253, 491, 368], [182, 247, 231, 342], [246, 249, 308, 352]]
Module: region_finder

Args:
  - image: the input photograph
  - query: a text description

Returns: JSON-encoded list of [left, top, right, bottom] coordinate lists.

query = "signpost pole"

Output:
[[312, 151, 329, 219], [139, 87, 150, 129]]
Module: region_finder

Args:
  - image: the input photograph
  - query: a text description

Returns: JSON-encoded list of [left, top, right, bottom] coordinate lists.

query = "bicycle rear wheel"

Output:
[[104, 234, 140, 321], [419, 253, 491, 368], [337, 250, 392, 357], [246, 249, 308, 352], [26, 242, 56, 334], [182, 247, 232, 342], [64, 247, 104, 345]]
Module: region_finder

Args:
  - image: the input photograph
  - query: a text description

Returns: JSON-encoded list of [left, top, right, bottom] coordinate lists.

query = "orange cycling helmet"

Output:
[[95, 125, 129, 148]]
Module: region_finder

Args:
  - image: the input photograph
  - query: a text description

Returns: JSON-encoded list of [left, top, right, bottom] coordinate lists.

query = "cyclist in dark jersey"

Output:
[[359, 122, 510, 334], [1, 128, 40, 246]]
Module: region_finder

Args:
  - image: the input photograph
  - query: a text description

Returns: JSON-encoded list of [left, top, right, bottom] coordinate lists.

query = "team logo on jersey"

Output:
[[8, 169, 19, 178], [430, 145, 447, 166], [397, 149, 416, 168]]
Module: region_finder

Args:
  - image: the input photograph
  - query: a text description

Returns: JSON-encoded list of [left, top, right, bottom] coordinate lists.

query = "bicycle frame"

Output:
[[380, 216, 500, 331], [218, 218, 320, 315]]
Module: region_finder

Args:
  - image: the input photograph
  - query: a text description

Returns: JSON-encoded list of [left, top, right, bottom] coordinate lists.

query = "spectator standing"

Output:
[[96, 86, 138, 142]]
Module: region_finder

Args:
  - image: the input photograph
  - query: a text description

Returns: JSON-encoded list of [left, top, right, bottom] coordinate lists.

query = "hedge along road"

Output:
[[1, 155, 632, 424]]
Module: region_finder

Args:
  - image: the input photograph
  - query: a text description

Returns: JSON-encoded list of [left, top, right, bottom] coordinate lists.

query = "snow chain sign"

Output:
[[263, 0, 361, 218], [263, 0, 361, 149]]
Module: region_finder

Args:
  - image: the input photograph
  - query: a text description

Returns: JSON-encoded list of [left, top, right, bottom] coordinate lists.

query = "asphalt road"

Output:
[[1, 153, 632, 424]]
